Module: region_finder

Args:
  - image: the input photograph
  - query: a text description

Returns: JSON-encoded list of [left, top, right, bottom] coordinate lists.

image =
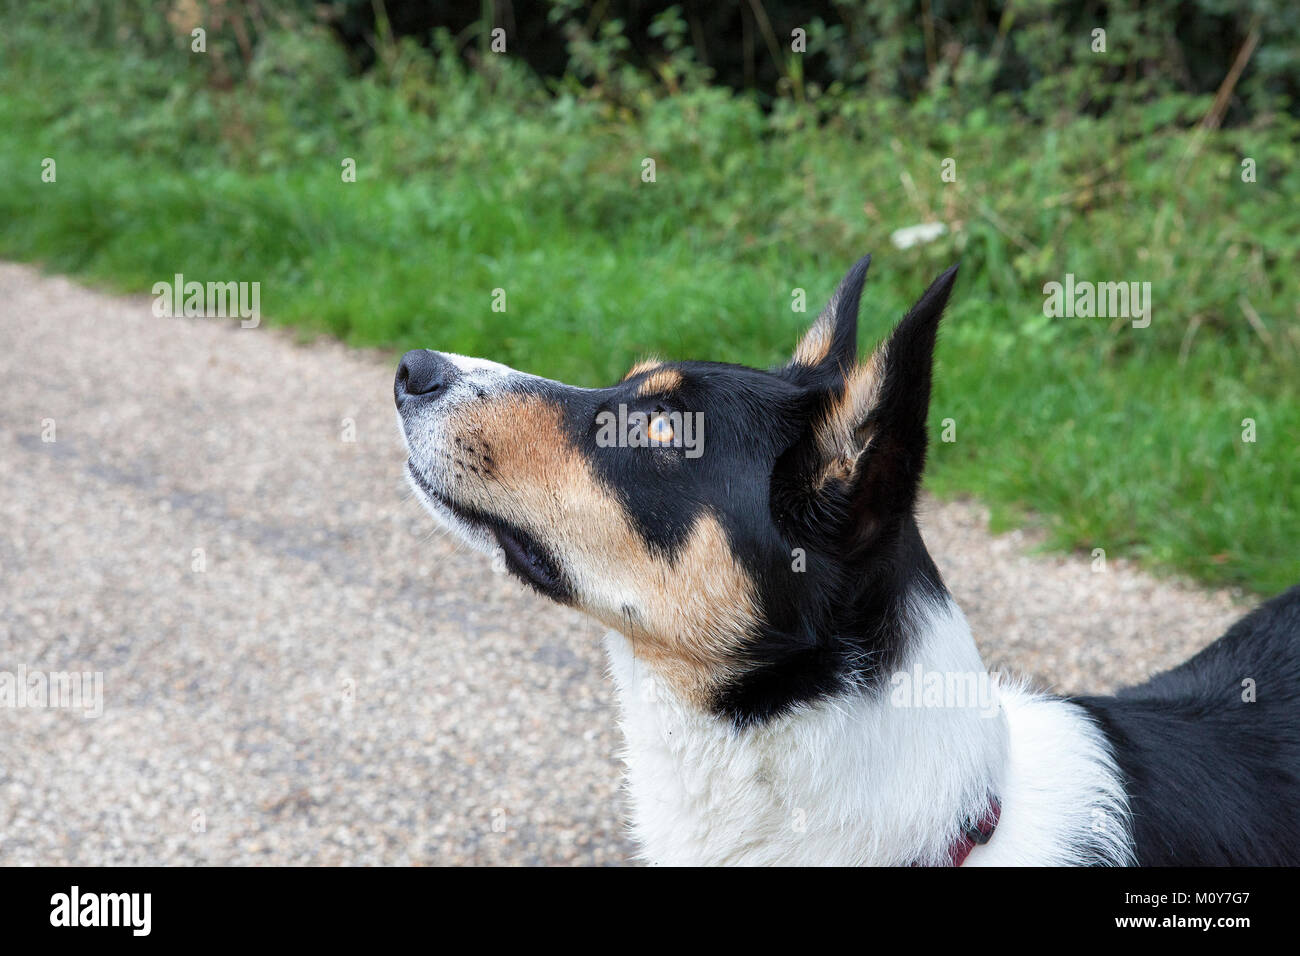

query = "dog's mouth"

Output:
[[407, 461, 571, 602], [490, 522, 569, 601]]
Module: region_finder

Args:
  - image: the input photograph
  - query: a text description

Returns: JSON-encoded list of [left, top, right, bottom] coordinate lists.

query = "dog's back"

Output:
[[1077, 585, 1300, 865]]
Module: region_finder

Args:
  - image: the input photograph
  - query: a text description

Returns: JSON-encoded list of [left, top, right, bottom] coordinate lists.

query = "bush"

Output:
[[1, 2, 1296, 593]]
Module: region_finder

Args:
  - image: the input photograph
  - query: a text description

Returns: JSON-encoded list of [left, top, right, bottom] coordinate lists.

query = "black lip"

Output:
[[407, 462, 571, 602], [490, 523, 570, 601]]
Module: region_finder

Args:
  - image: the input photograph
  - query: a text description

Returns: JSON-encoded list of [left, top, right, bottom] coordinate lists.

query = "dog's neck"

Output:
[[604, 592, 1012, 865]]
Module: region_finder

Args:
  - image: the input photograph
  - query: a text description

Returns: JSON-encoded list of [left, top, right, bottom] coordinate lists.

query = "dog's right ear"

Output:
[[787, 254, 871, 383]]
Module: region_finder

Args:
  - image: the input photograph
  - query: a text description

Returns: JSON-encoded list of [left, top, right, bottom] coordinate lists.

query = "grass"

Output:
[[2, 17, 1297, 595]]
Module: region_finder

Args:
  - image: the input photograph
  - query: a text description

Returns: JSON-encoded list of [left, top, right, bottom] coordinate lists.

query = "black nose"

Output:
[[395, 350, 458, 406]]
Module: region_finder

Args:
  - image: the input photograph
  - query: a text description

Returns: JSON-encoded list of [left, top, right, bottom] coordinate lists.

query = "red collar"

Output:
[[916, 797, 1001, 867]]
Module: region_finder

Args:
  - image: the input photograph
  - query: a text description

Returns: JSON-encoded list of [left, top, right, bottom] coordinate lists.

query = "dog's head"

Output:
[[396, 256, 959, 721]]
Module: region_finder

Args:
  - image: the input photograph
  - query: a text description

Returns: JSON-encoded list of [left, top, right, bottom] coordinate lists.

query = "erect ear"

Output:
[[781, 263, 960, 548], [788, 254, 871, 380], [849, 263, 960, 530]]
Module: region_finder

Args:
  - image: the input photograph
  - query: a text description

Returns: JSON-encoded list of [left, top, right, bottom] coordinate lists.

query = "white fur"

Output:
[[606, 596, 1134, 866]]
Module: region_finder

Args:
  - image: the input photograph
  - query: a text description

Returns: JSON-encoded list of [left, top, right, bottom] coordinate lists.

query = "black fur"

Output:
[[468, 258, 960, 725], [714, 261, 959, 724], [405, 253, 1300, 862], [1075, 585, 1300, 865], [593, 256, 1300, 856], [550, 257, 962, 725]]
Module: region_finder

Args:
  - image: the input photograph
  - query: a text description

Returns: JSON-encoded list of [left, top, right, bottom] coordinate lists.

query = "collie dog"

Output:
[[395, 256, 1300, 865]]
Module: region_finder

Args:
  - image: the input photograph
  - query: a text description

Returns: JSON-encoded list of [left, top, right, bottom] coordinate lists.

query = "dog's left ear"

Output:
[[780, 263, 960, 547]]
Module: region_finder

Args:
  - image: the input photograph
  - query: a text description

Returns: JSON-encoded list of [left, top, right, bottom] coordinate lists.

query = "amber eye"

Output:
[[648, 412, 675, 444]]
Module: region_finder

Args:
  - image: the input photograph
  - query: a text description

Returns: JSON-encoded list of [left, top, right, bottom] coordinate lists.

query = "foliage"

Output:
[[1, 1, 1296, 593]]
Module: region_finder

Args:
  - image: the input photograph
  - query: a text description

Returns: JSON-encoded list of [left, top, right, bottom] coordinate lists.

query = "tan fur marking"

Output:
[[812, 345, 888, 487], [447, 394, 755, 705], [590, 515, 755, 705], [636, 368, 683, 398], [791, 314, 834, 368], [621, 358, 663, 381]]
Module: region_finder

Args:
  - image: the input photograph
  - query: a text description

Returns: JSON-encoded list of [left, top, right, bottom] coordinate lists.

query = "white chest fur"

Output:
[[603, 598, 1134, 866]]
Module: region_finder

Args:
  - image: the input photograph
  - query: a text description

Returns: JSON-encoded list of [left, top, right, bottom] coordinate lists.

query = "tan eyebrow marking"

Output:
[[621, 357, 663, 381], [636, 368, 684, 398]]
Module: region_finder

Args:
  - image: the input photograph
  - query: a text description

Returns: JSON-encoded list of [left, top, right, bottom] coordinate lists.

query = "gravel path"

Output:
[[0, 262, 1245, 865]]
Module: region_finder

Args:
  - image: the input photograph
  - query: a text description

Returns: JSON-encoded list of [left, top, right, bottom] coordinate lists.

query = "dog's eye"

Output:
[[649, 412, 675, 444]]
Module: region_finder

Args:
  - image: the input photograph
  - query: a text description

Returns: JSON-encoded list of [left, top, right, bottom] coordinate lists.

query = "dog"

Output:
[[394, 255, 1300, 865]]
